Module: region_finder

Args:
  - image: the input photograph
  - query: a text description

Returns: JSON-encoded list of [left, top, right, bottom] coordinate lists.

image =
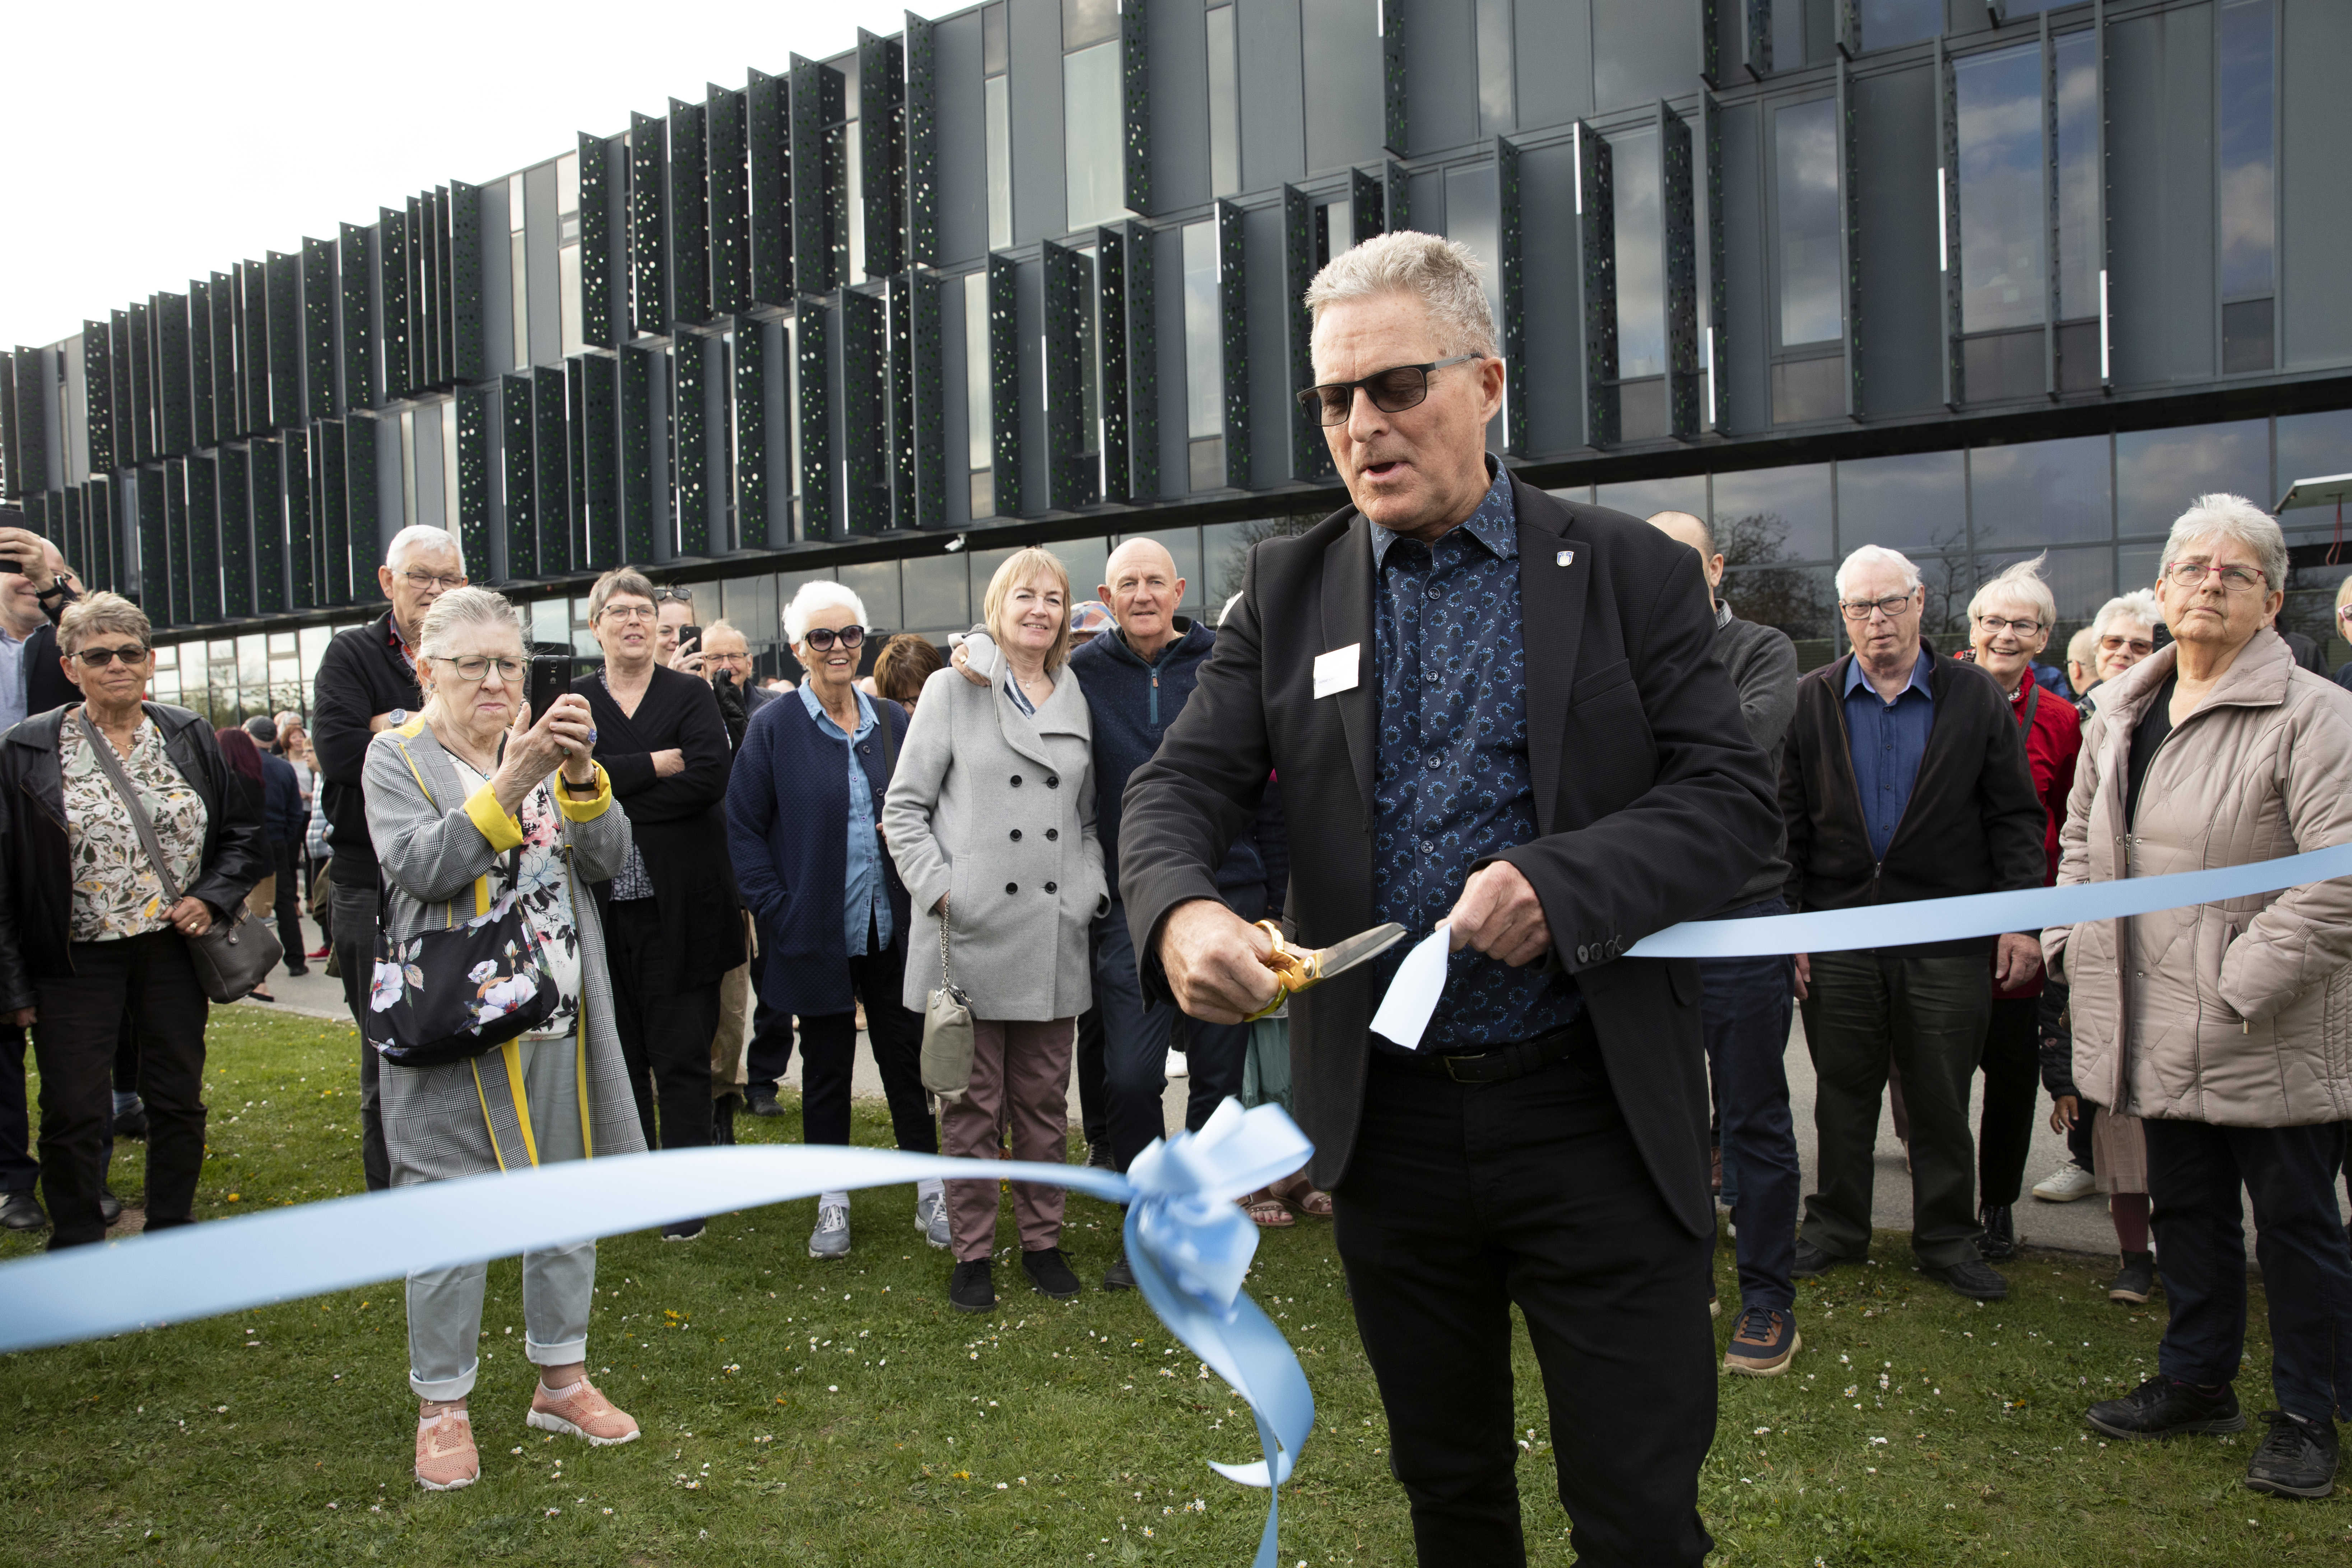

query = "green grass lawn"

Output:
[[1, 1009, 2344, 1565]]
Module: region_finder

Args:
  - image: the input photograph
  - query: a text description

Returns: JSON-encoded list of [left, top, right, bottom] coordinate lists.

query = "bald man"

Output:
[[1646, 510, 1806, 1373]]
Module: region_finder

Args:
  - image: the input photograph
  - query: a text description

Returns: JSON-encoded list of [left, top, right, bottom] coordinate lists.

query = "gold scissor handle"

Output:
[[1245, 920, 1314, 1022]]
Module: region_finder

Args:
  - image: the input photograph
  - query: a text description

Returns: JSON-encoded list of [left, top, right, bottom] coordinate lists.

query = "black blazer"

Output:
[[311, 610, 424, 883], [1117, 478, 1782, 1236], [575, 664, 747, 988]]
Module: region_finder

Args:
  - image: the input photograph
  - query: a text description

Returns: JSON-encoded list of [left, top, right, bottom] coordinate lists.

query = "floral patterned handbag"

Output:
[[364, 842, 561, 1069]]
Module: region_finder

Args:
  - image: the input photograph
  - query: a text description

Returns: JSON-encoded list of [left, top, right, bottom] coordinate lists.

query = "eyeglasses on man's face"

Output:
[[1297, 356, 1483, 427], [1839, 592, 1918, 622], [399, 569, 467, 592], [801, 625, 866, 652], [1974, 614, 2044, 638], [71, 644, 150, 667], [431, 654, 525, 683], [2162, 559, 2266, 592]]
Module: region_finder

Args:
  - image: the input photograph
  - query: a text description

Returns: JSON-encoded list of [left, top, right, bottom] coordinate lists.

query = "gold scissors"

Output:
[[1245, 921, 1410, 1022]]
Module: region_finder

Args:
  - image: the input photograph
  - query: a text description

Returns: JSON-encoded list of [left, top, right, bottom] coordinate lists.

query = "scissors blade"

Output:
[[1310, 922, 1410, 982]]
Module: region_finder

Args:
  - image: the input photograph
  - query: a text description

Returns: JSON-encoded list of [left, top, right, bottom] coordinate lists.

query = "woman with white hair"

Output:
[[1957, 556, 2083, 1265], [2048, 494, 2352, 1495], [363, 586, 645, 1490], [2077, 591, 2165, 714], [724, 581, 943, 1261]]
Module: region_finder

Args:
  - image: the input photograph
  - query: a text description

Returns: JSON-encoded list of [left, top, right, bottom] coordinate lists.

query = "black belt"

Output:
[[1376, 1016, 1591, 1085]]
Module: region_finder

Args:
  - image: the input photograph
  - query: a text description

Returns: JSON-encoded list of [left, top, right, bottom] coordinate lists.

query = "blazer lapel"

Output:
[[1514, 486, 1588, 836], [993, 674, 1063, 771], [1320, 517, 1376, 816]]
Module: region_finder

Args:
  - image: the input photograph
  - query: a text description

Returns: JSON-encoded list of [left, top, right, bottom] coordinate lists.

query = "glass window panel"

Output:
[[964, 271, 993, 475], [1206, 5, 1240, 199], [1444, 164, 1503, 344], [1722, 563, 1837, 668], [1201, 521, 1259, 610], [1475, 0, 1514, 134], [2218, 0, 2276, 300], [558, 242, 582, 359], [846, 117, 865, 283], [2277, 409, 2352, 523], [2118, 542, 2165, 597], [1971, 544, 2114, 629], [967, 546, 1026, 608], [1064, 41, 1124, 233], [1859, 0, 1942, 52], [983, 1, 1008, 75], [836, 560, 903, 631], [1970, 435, 2112, 550], [1773, 99, 1843, 347], [901, 553, 972, 633], [1712, 463, 1833, 564], [1046, 535, 1112, 605], [2116, 420, 2269, 538], [1063, 0, 1120, 51], [1772, 0, 1805, 69], [1304, 0, 1385, 170], [1955, 43, 2046, 335], [2054, 31, 2099, 321], [557, 152, 579, 218], [1595, 474, 1704, 521], [530, 598, 573, 648], [1183, 222, 1223, 439], [985, 75, 1013, 251], [1546, 485, 1594, 505], [1610, 129, 1665, 380], [1911, 554, 1981, 641], [1117, 527, 1204, 611], [1837, 450, 1966, 556], [719, 574, 781, 648]]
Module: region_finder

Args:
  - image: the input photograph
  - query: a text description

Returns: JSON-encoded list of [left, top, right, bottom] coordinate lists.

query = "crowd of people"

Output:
[[0, 228, 2346, 1545]]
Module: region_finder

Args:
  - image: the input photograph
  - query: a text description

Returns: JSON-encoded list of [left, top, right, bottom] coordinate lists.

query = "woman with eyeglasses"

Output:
[[573, 568, 745, 1239], [2047, 495, 2352, 1496], [725, 584, 944, 1261], [0, 592, 267, 1250], [362, 585, 646, 1490]]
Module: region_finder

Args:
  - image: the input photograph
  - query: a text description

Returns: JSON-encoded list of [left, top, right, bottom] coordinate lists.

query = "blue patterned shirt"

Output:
[[1368, 461, 1582, 1052], [799, 683, 893, 957]]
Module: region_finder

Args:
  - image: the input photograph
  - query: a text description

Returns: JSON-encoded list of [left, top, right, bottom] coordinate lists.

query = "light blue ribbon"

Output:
[[1624, 842, 2352, 959], [0, 1100, 1316, 1568]]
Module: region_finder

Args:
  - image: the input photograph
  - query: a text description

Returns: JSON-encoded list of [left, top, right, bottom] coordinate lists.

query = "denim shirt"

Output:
[[1368, 460, 1582, 1052], [799, 683, 892, 957], [1841, 646, 1936, 862]]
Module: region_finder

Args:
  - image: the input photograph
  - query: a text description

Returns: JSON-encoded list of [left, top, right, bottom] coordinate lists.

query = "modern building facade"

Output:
[[4, 0, 2349, 719]]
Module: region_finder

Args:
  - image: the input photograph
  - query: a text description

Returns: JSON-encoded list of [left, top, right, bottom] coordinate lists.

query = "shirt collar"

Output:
[[798, 681, 874, 739], [1713, 599, 1732, 631], [1370, 456, 1516, 568], [1844, 643, 1935, 702]]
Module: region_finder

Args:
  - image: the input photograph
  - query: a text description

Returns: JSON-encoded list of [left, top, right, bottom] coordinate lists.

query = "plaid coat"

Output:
[[364, 717, 647, 1182]]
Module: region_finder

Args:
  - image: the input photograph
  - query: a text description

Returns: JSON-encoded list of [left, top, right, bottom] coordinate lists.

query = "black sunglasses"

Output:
[[72, 644, 150, 667], [652, 586, 695, 604], [1296, 355, 1483, 427], [802, 625, 866, 652]]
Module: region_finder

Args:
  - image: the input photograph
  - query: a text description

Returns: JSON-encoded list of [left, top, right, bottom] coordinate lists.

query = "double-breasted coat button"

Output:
[[1044, 881, 1058, 893], [1046, 774, 1060, 788], [1005, 882, 1019, 894], [1010, 774, 1023, 787], [1045, 828, 1058, 841], [1009, 829, 1022, 841]]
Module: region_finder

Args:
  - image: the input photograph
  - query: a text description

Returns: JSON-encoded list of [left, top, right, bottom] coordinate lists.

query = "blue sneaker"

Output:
[[1723, 1304, 1800, 1377]]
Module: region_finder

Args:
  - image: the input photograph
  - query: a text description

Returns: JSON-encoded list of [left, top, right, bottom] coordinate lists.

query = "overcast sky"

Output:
[[3, 0, 964, 351]]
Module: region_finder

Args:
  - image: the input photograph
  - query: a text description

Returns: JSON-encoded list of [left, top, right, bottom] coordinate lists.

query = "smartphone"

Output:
[[527, 643, 576, 724], [678, 624, 702, 656]]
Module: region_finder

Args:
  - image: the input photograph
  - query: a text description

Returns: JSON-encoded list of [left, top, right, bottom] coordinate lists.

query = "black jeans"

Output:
[[606, 899, 722, 1152], [267, 838, 309, 972], [1334, 1023, 1716, 1568], [0, 1025, 34, 1196], [1698, 898, 1799, 1311], [1976, 995, 2040, 1208], [1074, 1005, 1107, 1148], [744, 942, 796, 1090], [1095, 889, 1263, 1173], [331, 880, 391, 1192], [32, 933, 209, 1249], [1800, 948, 1992, 1269], [2145, 1118, 2352, 1425], [796, 933, 937, 1155]]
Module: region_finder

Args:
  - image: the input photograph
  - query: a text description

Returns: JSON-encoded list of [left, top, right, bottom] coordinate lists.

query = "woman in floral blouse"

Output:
[[362, 586, 647, 1493], [0, 592, 266, 1250]]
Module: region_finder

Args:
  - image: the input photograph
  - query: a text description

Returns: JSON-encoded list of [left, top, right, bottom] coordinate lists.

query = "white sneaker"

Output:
[[2031, 1163, 2098, 1202], [916, 1190, 950, 1250], [809, 1203, 851, 1259], [1166, 1050, 1188, 1078]]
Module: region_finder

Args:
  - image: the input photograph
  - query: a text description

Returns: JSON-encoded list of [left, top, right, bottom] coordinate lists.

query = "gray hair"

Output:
[[384, 524, 465, 577], [1966, 553, 2058, 632], [2160, 493, 2288, 592], [415, 586, 522, 663], [784, 580, 870, 646], [1833, 544, 1923, 600], [1303, 231, 1497, 360], [587, 566, 657, 622], [56, 590, 152, 655], [2091, 590, 2165, 641]]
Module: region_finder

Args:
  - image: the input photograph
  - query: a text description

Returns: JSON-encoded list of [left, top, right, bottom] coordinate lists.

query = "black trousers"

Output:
[[32, 933, 210, 1250], [1074, 1004, 1107, 1148], [0, 1025, 33, 1196], [606, 899, 722, 1153], [1976, 995, 2040, 1208], [1333, 1023, 1716, 1568], [795, 933, 937, 1155], [331, 880, 391, 1192], [264, 838, 308, 972], [745, 942, 796, 1089], [2147, 1118, 2352, 1425]]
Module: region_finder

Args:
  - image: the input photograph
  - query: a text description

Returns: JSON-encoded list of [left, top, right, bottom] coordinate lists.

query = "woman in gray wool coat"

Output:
[[883, 547, 1109, 1315]]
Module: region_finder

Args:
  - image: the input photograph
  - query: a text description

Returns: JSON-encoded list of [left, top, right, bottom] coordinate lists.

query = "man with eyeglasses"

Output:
[[310, 524, 462, 1192], [1781, 544, 2047, 1304]]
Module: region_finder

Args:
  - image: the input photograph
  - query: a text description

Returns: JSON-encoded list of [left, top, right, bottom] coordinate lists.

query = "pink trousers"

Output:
[[940, 1016, 1075, 1262]]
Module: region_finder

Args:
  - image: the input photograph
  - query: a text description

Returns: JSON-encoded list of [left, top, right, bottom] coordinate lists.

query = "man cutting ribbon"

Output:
[[1115, 232, 1782, 1568]]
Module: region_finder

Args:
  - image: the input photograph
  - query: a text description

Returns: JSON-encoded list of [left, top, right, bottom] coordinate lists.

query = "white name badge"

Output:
[[1312, 643, 1362, 700]]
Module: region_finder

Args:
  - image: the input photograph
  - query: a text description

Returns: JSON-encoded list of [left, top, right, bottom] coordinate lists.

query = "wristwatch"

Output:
[[562, 772, 600, 795], [384, 707, 409, 729]]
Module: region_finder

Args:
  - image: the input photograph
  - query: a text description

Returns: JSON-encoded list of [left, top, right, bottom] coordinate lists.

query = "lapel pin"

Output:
[[1555, 550, 1575, 567]]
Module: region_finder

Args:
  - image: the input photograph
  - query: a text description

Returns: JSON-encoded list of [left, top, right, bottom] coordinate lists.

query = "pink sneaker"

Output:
[[527, 1377, 640, 1446], [414, 1410, 479, 1490]]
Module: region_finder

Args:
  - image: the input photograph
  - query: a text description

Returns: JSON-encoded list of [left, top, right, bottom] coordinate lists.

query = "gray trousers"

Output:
[[403, 1034, 596, 1400]]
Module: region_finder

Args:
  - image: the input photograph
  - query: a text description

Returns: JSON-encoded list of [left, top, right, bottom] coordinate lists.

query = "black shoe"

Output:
[[747, 1085, 784, 1118], [1791, 1239, 1859, 1279], [1102, 1251, 1137, 1292], [1086, 1140, 1115, 1171], [0, 1191, 47, 1232], [949, 1259, 997, 1313], [2086, 1375, 2246, 1441], [284, 965, 309, 978], [112, 1105, 149, 1140], [2108, 1251, 2158, 1305], [1022, 1246, 1081, 1300], [1976, 1204, 2017, 1261], [2245, 1410, 2339, 1499], [1919, 1256, 2008, 1299], [98, 1188, 124, 1227], [662, 1218, 707, 1242], [712, 1095, 739, 1146]]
